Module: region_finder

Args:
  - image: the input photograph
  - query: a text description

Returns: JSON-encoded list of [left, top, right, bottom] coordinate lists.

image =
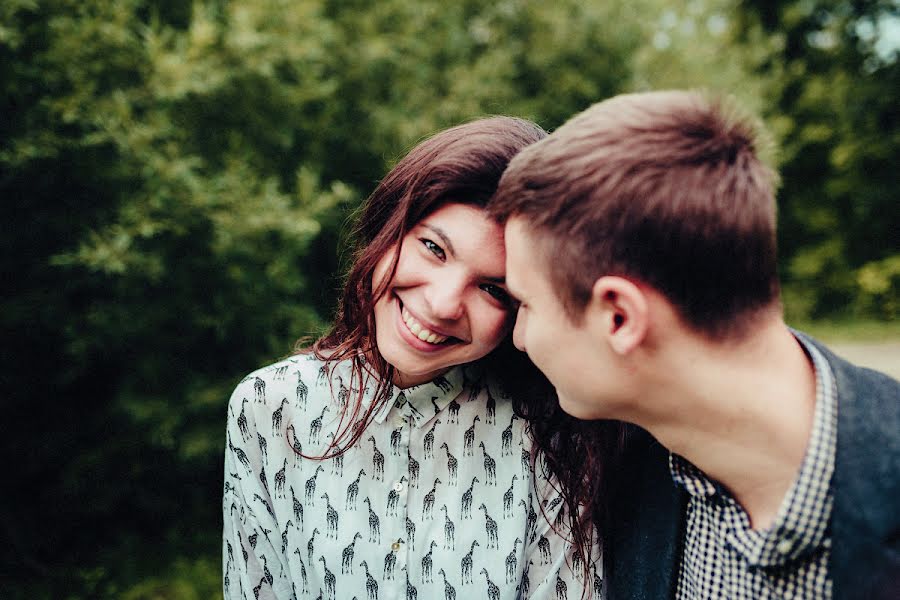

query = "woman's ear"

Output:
[[587, 276, 649, 355]]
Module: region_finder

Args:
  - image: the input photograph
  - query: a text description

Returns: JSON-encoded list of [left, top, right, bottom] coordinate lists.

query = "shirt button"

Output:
[[393, 481, 405, 492], [394, 416, 405, 428], [391, 541, 401, 551], [776, 539, 793, 554]]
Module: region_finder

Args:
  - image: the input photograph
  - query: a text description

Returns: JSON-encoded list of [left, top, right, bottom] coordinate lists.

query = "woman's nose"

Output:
[[425, 276, 466, 321]]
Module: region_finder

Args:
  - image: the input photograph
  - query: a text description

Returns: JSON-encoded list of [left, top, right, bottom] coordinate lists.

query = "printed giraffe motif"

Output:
[[430, 396, 441, 416], [386, 475, 408, 516], [521, 494, 538, 542], [257, 432, 268, 466], [324, 432, 344, 476], [505, 537, 521, 583], [295, 371, 308, 409], [272, 398, 287, 437], [421, 540, 437, 583], [228, 437, 251, 473], [446, 398, 461, 423], [520, 448, 531, 478], [460, 476, 479, 519], [422, 477, 442, 519], [345, 468, 367, 510], [485, 388, 496, 424], [318, 556, 336, 599], [274, 458, 288, 498], [289, 485, 304, 530], [460, 539, 479, 584], [501, 414, 519, 456], [390, 426, 403, 456], [408, 453, 420, 489], [555, 572, 568, 600], [342, 532, 362, 574], [237, 398, 251, 441], [261, 554, 274, 585], [368, 435, 385, 481], [383, 540, 401, 580], [423, 419, 441, 458], [258, 465, 271, 498], [304, 465, 324, 504], [440, 442, 458, 485], [480, 568, 501, 600], [363, 497, 381, 543], [522, 559, 533, 597], [253, 377, 266, 403], [336, 376, 350, 407], [321, 492, 339, 538], [316, 364, 328, 385], [502, 474, 518, 518], [405, 516, 416, 551], [478, 441, 497, 485], [438, 568, 456, 600], [307, 527, 319, 563], [286, 424, 303, 466], [405, 569, 418, 600], [253, 493, 275, 519], [478, 503, 499, 549], [252, 576, 267, 600], [291, 548, 309, 594], [360, 560, 379, 600], [309, 405, 329, 443], [273, 364, 289, 380], [462, 415, 480, 456], [546, 495, 566, 530], [440, 504, 455, 550], [280, 519, 294, 554], [592, 564, 603, 599], [433, 376, 452, 393], [538, 534, 552, 564], [571, 546, 584, 581]]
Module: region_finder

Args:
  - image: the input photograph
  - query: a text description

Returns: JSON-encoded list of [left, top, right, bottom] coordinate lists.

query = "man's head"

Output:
[[490, 91, 782, 416]]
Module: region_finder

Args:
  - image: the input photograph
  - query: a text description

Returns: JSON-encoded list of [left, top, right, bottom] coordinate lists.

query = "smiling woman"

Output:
[[222, 117, 601, 599]]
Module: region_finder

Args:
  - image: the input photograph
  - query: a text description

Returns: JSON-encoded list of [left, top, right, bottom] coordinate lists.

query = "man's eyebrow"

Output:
[[422, 223, 455, 258]]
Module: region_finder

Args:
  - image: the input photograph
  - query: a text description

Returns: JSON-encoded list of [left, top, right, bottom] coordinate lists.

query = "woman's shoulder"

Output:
[[228, 353, 327, 408]]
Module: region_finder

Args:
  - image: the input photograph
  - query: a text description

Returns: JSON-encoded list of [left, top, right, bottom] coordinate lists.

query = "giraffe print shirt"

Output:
[[223, 353, 598, 600]]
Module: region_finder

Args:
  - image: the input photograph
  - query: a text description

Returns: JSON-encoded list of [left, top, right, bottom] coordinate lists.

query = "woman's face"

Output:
[[372, 203, 515, 387]]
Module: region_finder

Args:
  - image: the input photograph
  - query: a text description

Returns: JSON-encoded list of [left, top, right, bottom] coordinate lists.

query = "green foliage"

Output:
[[736, 0, 900, 319]]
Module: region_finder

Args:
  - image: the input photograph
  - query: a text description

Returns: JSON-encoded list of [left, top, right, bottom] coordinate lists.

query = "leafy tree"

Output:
[[736, 0, 900, 320]]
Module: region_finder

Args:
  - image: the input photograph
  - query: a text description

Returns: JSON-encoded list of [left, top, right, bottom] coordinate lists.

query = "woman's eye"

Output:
[[481, 284, 511, 305], [421, 238, 446, 260]]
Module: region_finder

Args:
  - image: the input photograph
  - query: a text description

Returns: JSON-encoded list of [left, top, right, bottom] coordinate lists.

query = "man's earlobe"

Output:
[[592, 276, 648, 355]]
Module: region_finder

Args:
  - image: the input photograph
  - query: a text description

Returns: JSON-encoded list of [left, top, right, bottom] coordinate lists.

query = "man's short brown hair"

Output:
[[490, 90, 780, 339]]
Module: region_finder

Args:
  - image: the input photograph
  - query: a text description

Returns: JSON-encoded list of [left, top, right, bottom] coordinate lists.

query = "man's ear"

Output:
[[587, 276, 649, 355]]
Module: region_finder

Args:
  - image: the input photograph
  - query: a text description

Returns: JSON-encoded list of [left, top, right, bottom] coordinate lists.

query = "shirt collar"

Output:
[[669, 335, 838, 567]]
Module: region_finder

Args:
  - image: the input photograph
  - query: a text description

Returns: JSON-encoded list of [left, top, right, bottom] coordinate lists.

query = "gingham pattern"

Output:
[[670, 338, 837, 599]]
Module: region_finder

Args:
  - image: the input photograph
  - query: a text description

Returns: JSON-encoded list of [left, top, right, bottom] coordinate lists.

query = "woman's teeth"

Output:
[[401, 307, 449, 344]]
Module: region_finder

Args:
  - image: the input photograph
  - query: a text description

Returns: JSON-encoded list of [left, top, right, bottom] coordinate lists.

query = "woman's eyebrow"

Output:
[[421, 223, 455, 257]]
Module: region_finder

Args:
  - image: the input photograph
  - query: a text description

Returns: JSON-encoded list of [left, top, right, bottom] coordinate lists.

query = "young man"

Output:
[[489, 91, 899, 600]]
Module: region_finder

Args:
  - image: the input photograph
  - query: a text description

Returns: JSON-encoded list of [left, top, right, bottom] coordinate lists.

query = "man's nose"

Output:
[[512, 310, 526, 352]]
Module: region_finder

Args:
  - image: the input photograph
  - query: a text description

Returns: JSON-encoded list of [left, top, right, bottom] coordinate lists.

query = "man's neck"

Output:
[[631, 322, 818, 530]]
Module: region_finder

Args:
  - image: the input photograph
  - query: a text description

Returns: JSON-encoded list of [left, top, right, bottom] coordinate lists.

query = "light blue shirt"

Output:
[[223, 353, 594, 599]]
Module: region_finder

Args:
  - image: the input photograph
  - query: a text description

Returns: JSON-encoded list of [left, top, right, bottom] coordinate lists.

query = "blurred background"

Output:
[[2, 0, 898, 597]]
